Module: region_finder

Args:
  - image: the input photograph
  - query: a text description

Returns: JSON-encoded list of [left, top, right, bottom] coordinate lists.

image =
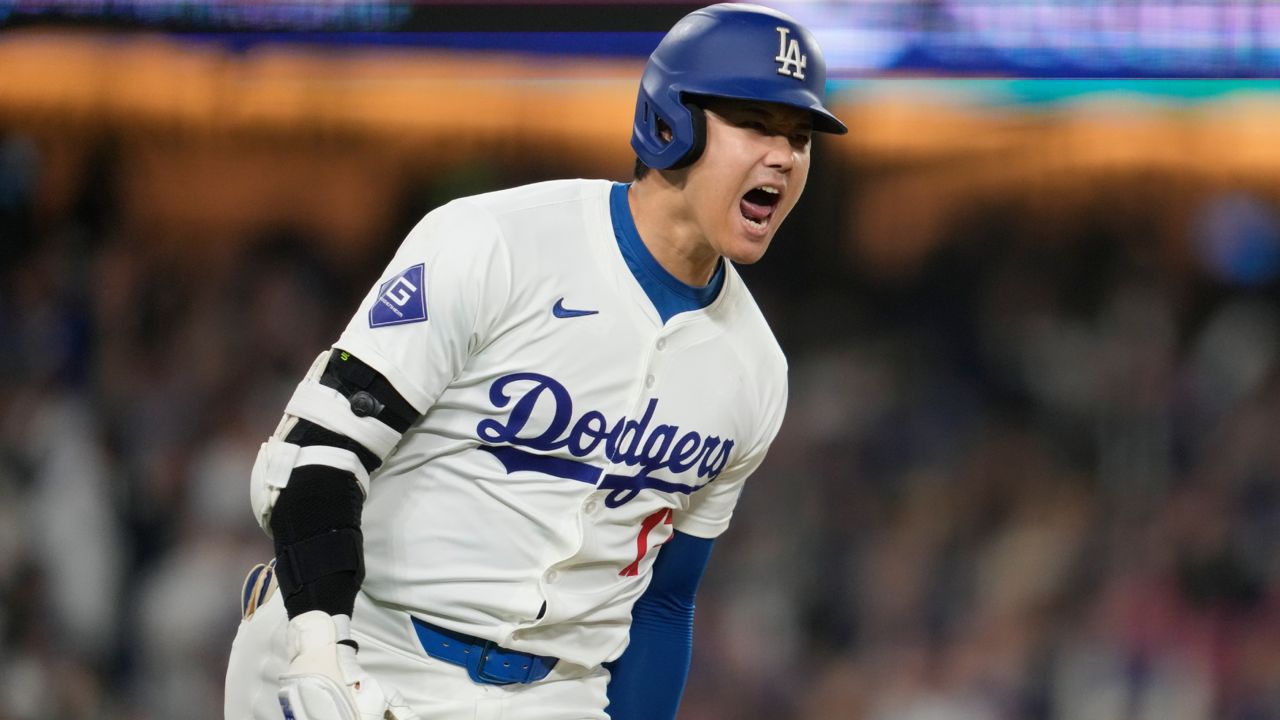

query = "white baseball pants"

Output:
[[224, 588, 611, 720]]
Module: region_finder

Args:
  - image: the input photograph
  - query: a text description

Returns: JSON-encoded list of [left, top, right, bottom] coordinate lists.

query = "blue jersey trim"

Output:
[[610, 182, 724, 325]]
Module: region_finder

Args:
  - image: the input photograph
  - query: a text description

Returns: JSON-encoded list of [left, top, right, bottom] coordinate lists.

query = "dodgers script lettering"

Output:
[[476, 372, 735, 506]]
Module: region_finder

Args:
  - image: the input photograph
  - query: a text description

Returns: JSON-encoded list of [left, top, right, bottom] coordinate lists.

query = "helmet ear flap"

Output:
[[664, 104, 706, 171], [635, 89, 706, 171]]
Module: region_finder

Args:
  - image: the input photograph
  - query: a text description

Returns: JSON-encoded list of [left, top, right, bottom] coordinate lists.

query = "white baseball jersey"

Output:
[[335, 178, 787, 669]]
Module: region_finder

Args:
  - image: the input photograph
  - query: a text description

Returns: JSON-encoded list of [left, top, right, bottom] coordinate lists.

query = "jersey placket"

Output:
[[513, 322, 671, 640]]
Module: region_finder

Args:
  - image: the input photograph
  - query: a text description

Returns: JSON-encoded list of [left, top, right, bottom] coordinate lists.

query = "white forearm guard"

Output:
[[249, 350, 374, 535]]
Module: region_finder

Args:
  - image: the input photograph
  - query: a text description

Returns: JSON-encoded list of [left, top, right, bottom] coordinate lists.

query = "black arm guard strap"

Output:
[[285, 420, 382, 474], [271, 465, 365, 618], [322, 349, 421, 434], [283, 349, 423, 475]]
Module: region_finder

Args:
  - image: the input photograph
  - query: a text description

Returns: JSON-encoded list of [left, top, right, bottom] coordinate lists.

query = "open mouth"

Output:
[[740, 186, 781, 231]]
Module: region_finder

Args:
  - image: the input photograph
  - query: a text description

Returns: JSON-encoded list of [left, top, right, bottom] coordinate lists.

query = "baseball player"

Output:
[[224, 4, 845, 719]]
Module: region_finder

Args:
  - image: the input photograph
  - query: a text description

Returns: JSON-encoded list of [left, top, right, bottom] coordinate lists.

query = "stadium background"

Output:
[[3, 1, 1280, 718]]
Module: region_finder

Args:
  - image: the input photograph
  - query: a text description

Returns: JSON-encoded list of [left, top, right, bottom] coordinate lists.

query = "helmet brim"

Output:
[[681, 87, 848, 136]]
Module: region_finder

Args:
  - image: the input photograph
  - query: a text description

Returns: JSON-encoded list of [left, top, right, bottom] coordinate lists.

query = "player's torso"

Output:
[[358, 180, 777, 663]]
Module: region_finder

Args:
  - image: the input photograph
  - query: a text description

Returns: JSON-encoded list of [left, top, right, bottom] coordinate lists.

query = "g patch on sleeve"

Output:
[[369, 264, 428, 328]]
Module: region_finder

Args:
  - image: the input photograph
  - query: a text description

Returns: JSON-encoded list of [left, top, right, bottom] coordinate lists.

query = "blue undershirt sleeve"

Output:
[[604, 530, 715, 720]]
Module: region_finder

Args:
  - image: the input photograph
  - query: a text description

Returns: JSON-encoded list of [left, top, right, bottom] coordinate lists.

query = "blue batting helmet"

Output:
[[632, 3, 848, 171]]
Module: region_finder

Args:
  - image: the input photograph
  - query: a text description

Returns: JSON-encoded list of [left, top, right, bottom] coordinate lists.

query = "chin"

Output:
[[723, 240, 771, 265]]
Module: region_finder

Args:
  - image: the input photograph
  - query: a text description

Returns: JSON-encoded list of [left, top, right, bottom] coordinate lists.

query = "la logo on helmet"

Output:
[[774, 26, 808, 79]]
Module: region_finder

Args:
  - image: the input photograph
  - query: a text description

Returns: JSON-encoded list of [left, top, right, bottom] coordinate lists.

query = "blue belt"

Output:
[[411, 617, 559, 686]]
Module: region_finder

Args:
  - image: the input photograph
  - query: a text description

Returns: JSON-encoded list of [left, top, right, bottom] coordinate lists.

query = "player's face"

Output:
[[685, 99, 812, 264]]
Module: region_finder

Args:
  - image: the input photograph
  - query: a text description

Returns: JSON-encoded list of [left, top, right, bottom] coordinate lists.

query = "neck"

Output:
[[627, 176, 720, 287]]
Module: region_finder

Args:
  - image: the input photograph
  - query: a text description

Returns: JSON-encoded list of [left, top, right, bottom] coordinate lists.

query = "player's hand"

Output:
[[277, 611, 419, 720]]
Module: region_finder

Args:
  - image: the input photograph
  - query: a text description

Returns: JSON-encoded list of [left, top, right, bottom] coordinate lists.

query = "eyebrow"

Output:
[[709, 102, 813, 135], [734, 105, 810, 126], [736, 106, 781, 122]]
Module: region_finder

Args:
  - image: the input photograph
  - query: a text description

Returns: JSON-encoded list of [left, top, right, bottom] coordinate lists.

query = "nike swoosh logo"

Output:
[[552, 298, 599, 319]]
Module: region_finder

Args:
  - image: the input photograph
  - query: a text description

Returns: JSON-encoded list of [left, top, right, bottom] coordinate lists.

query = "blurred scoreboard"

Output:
[[0, 0, 1277, 77], [773, 0, 1280, 78]]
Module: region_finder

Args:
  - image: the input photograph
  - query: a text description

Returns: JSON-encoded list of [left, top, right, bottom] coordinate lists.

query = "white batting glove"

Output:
[[278, 611, 419, 720]]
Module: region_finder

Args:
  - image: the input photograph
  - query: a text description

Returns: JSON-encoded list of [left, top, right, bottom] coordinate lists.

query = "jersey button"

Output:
[[583, 499, 599, 514], [644, 375, 655, 389], [545, 570, 560, 584], [656, 338, 667, 351]]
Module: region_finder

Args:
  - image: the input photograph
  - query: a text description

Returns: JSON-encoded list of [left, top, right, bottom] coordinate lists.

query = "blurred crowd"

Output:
[[2, 122, 1280, 720]]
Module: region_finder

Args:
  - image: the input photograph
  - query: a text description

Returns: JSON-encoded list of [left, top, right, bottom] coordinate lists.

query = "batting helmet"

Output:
[[631, 3, 848, 171]]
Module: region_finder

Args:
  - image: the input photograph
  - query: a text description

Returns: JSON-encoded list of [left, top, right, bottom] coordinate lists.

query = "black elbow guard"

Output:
[[271, 466, 366, 618], [264, 349, 420, 618]]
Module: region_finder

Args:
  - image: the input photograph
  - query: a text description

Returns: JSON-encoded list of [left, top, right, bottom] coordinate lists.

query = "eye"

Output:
[[790, 131, 812, 148]]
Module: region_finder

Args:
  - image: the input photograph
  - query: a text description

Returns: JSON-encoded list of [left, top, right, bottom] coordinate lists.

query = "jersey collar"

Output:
[[609, 182, 725, 325]]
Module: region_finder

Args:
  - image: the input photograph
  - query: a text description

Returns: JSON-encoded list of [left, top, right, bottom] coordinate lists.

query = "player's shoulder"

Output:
[[408, 178, 609, 250], [416, 178, 612, 252], [451, 178, 612, 221]]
